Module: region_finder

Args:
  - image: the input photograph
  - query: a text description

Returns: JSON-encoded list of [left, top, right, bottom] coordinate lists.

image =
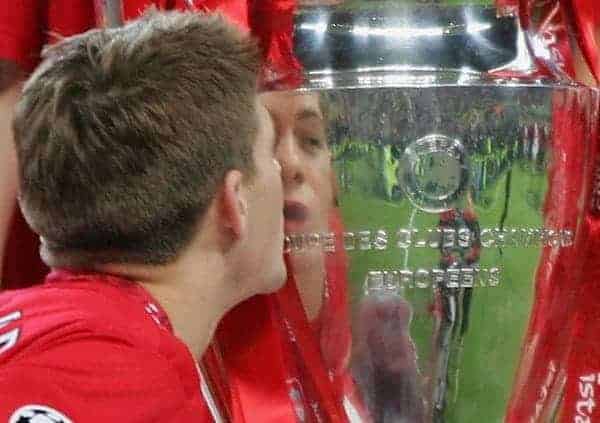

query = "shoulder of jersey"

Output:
[[0, 280, 168, 361]]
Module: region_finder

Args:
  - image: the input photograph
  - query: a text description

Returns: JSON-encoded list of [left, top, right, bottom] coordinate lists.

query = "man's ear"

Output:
[[219, 169, 248, 240]]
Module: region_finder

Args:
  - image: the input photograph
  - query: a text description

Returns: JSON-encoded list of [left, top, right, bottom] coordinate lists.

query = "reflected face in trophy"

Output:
[[262, 90, 334, 321], [261, 91, 334, 236]]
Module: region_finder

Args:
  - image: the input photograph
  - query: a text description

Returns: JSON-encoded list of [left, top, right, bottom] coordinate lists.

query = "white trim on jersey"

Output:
[[343, 395, 365, 423], [196, 362, 224, 423]]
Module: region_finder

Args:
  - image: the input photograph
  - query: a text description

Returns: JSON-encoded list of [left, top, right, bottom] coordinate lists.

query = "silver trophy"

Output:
[[272, 1, 598, 422]]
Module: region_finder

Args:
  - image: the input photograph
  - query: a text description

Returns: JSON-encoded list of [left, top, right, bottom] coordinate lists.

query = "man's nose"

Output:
[[276, 133, 303, 185]]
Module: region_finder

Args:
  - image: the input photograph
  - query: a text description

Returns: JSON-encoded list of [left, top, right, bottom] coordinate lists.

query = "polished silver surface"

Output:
[[272, 2, 552, 88], [294, 6, 520, 73], [284, 82, 597, 422], [267, 2, 598, 421]]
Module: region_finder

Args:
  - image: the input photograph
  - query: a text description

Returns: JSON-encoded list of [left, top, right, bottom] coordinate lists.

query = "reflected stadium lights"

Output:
[[351, 25, 444, 38], [311, 75, 335, 89], [529, 34, 553, 62], [308, 68, 335, 76], [357, 73, 439, 87], [343, 22, 491, 39], [456, 66, 478, 84], [466, 22, 493, 34], [299, 16, 493, 42], [353, 65, 439, 73], [299, 20, 328, 35]]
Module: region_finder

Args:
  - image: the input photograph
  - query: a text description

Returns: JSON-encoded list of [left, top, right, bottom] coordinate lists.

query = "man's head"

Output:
[[13, 11, 285, 293]]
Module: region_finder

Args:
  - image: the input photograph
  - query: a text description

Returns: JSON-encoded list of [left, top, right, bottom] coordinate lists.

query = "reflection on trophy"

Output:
[[276, 1, 598, 421]]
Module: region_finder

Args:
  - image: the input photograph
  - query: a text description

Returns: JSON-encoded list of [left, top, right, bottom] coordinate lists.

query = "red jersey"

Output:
[[0, 0, 176, 70], [0, 1, 96, 288], [0, 270, 219, 422], [0, 0, 177, 289]]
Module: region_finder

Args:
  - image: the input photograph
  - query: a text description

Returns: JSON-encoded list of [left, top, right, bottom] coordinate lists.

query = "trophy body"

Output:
[[277, 2, 599, 421], [292, 84, 593, 422]]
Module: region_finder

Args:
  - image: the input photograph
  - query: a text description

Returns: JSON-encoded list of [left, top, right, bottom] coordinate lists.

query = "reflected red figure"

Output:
[[494, 1, 600, 422], [353, 294, 425, 423]]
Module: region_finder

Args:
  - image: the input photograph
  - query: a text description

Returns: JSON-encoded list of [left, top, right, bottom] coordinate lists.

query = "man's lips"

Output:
[[283, 201, 309, 222]]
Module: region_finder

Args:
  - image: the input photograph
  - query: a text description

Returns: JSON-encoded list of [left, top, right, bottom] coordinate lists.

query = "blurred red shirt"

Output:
[[0, 0, 176, 289]]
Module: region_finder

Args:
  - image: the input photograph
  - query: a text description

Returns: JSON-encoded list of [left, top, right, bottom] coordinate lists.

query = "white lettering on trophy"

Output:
[[285, 227, 574, 253], [373, 229, 388, 251], [530, 360, 557, 423], [363, 267, 502, 293], [574, 372, 600, 423]]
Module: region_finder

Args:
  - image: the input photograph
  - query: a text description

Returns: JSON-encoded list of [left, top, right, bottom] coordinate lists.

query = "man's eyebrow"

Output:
[[295, 108, 323, 121]]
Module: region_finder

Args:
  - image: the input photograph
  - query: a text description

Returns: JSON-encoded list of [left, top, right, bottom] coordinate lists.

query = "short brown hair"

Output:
[[13, 10, 261, 266]]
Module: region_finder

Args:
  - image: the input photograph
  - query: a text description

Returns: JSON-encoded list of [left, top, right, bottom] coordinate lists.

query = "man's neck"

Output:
[[100, 250, 231, 359]]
